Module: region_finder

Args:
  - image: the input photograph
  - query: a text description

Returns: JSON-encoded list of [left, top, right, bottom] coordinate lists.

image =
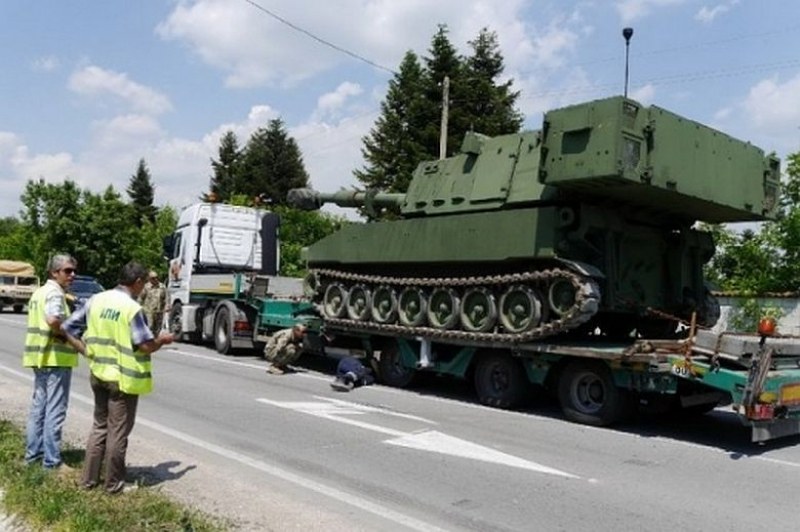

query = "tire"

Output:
[[214, 306, 233, 355], [12, 304, 23, 313], [168, 303, 183, 340], [377, 341, 415, 388], [473, 352, 528, 409], [558, 360, 634, 426]]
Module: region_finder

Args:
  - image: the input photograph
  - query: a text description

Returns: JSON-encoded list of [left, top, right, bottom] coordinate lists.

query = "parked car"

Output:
[[67, 275, 104, 310]]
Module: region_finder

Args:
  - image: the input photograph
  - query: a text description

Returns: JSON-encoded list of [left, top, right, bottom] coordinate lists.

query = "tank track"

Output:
[[312, 267, 601, 344]]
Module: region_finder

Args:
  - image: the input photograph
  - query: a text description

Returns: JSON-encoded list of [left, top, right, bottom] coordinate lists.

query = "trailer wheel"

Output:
[[558, 360, 633, 426], [377, 342, 415, 388], [214, 306, 233, 355], [474, 352, 527, 409]]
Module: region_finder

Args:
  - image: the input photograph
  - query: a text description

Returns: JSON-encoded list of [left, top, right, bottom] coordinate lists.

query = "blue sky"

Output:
[[1, 0, 798, 219]]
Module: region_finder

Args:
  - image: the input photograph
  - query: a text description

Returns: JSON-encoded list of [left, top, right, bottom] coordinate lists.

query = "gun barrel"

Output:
[[287, 188, 405, 211]]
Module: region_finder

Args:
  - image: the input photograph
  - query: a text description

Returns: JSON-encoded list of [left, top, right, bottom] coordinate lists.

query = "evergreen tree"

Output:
[[421, 24, 465, 159], [127, 158, 157, 225], [209, 131, 241, 201], [239, 118, 309, 206], [462, 28, 523, 135], [355, 25, 525, 205], [355, 51, 428, 194]]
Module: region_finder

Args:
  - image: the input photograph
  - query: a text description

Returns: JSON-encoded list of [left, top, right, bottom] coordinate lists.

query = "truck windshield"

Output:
[[0, 276, 14, 285], [17, 277, 37, 286]]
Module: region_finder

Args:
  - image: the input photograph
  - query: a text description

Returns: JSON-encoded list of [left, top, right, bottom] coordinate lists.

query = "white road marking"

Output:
[[5, 344, 800, 472], [257, 396, 579, 478], [0, 364, 447, 532]]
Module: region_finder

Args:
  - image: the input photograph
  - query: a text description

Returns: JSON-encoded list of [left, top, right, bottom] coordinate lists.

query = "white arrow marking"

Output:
[[256, 397, 578, 479], [386, 430, 577, 477]]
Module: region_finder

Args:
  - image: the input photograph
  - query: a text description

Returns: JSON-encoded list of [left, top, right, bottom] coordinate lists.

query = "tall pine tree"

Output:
[[209, 130, 241, 201], [462, 28, 523, 135], [355, 25, 524, 201], [239, 118, 309, 206], [127, 158, 156, 226], [355, 51, 428, 194], [421, 24, 465, 159]]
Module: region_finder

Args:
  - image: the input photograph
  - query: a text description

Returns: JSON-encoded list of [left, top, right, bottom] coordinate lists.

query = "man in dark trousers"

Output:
[[62, 261, 174, 494], [330, 356, 375, 392]]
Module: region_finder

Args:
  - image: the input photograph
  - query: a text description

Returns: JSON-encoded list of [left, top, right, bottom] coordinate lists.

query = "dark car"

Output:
[[67, 275, 104, 310]]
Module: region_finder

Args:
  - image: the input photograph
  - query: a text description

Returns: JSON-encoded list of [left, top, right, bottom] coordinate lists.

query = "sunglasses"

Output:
[[60, 268, 76, 275]]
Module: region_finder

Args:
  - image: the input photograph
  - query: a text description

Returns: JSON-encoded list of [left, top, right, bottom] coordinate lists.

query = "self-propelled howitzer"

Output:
[[289, 96, 780, 343]]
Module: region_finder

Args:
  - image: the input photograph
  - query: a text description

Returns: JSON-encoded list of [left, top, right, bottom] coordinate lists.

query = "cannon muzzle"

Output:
[[287, 188, 406, 212]]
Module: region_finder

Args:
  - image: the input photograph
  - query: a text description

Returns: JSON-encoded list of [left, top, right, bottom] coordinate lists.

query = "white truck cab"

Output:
[[164, 202, 281, 346]]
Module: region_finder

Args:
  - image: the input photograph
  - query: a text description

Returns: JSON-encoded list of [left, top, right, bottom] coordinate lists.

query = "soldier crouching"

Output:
[[264, 324, 307, 375]]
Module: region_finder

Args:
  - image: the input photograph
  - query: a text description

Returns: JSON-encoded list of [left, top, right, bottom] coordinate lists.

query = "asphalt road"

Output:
[[1, 313, 799, 531]]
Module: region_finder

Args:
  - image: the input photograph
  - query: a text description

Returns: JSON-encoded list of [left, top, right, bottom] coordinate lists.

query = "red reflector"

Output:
[[746, 404, 775, 420], [233, 321, 252, 332]]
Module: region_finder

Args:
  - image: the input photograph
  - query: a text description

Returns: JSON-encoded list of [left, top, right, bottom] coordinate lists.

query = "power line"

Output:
[[243, 0, 396, 75]]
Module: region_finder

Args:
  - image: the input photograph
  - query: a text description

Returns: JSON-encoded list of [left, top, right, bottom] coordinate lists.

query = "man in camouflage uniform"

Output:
[[138, 271, 167, 335], [264, 324, 307, 375]]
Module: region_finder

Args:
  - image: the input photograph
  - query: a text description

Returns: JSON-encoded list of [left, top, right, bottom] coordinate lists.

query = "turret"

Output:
[[287, 188, 406, 216]]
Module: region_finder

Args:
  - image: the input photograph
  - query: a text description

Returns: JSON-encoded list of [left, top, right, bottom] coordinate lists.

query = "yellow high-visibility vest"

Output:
[[86, 290, 152, 395], [23, 282, 77, 368]]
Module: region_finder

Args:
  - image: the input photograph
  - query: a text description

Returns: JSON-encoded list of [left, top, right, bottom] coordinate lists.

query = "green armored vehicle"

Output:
[[289, 96, 780, 343]]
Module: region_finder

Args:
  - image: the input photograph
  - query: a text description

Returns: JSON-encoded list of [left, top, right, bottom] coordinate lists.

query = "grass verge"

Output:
[[0, 419, 226, 531]]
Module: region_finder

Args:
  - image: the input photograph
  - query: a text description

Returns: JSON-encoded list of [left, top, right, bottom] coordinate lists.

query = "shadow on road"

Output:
[[128, 461, 197, 487]]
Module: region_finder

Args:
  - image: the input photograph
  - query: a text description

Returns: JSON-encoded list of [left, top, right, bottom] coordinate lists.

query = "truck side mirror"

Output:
[[162, 235, 174, 260]]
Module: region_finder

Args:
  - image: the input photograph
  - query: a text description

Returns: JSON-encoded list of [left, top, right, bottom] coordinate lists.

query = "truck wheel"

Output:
[[474, 352, 527, 409], [558, 360, 633, 426], [168, 303, 183, 340], [12, 304, 23, 313], [214, 306, 233, 355], [377, 342, 415, 388]]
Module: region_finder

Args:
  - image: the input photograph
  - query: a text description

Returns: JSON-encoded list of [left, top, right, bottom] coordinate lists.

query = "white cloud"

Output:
[[630, 83, 655, 103], [695, 1, 739, 24], [315, 82, 364, 120], [31, 56, 59, 72], [68, 65, 173, 115], [156, 0, 545, 88], [615, 0, 687, 24], [742, 74, 800, 133]]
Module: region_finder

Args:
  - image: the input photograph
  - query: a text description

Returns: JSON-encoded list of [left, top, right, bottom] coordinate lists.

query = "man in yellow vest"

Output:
[[23, 253, 79, 470], [62, 261, 174, 494]]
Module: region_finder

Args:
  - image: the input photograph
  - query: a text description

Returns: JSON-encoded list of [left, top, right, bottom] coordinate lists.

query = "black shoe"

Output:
[[330, 377, 354, 392]]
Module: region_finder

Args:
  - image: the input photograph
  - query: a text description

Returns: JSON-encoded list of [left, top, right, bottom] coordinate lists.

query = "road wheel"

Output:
[[498, 285, 542, 333], [558, 360, 633, 426], [323, 283, 347, 318], [473, 352, 527, 409], [427, 288, 460, 329], [12, 304, 23, 313], [214, 306, 233, 355], [398, 287, 427, 327], [377, 341, 415, 388], [460, 288, 497, 332], [345, 285, 371, 321]]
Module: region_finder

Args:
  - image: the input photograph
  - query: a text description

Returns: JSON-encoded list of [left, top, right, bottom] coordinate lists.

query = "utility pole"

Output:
[[439, 75, 450, 160], [622, 27, 633, 98]]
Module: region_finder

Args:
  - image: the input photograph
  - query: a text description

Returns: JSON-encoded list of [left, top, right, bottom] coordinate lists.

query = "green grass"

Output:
[[0, 420, 228, 531]]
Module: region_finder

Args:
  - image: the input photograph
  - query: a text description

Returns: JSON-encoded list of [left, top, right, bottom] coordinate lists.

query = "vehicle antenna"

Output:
[[622, 27, 634, 98]]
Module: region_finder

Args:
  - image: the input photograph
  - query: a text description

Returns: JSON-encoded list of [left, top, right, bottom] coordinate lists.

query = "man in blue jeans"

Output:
[[23, 253, 78, 470]]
